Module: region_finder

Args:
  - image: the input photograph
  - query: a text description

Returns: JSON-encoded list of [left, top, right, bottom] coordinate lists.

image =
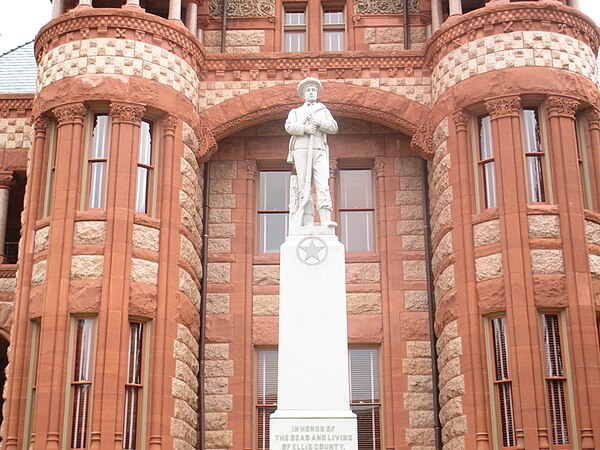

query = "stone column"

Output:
[[51, 0, 65, 18], [546, 95, 599, 450], [0, 172, 14, 263], [449, 0, 462, 16], [185, 0, 199, 35], [585, 108, 600, 209], [570, 0, 581, 9], [77, 0, 93, 7], [328, 158, 337, 220], [3, 116, 51, 450], [431, 0, 443, 31], [123, 0, 141, 8], [169, 0, 182, 21], [484, 95, 545, 450]]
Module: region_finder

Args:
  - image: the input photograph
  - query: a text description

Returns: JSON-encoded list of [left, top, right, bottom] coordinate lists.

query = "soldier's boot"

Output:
[[319, 208, 337, 228]]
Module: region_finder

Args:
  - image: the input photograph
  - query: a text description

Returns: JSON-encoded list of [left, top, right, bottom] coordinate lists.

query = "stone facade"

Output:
[[0, 2, 599, 450]]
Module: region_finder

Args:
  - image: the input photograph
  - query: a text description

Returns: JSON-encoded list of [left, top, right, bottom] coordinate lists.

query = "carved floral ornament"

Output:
[[195, 121, 218, 159], [484, 96, 521, 120], [410, 115, 434, 159], [162, 114, 179, 132], [53, 102, 87, 125], [354, 0, 420, 15], [110, 102, 145, 124], [33, 115, 52, 132], [452, 109, 469, 129], [209, 0, 274, 17], [0, 172, 15, 190], [546, 96, 579, 118]]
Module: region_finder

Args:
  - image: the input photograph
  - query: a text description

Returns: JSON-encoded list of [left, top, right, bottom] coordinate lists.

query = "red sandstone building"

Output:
[[0, 0, 599, 449]]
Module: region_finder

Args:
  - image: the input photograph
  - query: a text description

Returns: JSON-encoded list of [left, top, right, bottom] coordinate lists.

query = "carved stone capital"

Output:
[[374, 157, 385, 179], [452, 109, 469, 131], [584, 108, 600, 130], [0, 172, 15, 190], [110, 102, 145, 124], [53, 102, 86, 125], [246, 160, 257, 180], [162, 114, 178, 132], [546, 95, 579, 118], [484, 95, 521, 119], [33, 115, 52, 134]]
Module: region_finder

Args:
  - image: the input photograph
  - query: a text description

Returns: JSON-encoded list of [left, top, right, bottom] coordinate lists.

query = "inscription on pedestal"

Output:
[[272, 423, 355, 450]]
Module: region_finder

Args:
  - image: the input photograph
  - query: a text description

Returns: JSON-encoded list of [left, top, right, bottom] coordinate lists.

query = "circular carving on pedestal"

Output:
[[297, 236, 328, 266]]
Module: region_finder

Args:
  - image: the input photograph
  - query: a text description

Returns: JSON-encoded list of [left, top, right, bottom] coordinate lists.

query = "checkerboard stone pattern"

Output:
[[0, 118, 32, 149]]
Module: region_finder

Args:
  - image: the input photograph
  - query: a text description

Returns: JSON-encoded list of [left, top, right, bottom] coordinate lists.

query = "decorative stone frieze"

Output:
[[484, 95, 521, 120], [52, 102, 87, 125], [109, 102, 145, 124], [209, 0, 274, 17], [546, 95, 579, 118], [354, 0, 420, 15], [0, 98, 32, 117]]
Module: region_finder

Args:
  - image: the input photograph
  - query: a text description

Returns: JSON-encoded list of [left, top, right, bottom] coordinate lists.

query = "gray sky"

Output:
[[0, 0, 599, 55]]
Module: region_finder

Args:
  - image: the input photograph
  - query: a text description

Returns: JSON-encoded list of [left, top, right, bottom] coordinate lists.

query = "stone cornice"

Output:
[[35, 8, 206, 73], [0, 97, 34, 118], [546, 95, 579, 118], [0, 266, 17, 278], [204, 51, 428, 80], [425, 2, 599, 67]]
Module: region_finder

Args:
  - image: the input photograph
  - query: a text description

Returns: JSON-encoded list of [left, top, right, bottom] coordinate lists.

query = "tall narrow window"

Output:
[[541, 313, 570, 446], [256, 348, 381, 450], [135, 120, 154, 214], [489, 317, 516, 448], [596, 315, 600, 348], [323, 7, 345, 51], [284, 7, 307, 51], [123, 322, 145, 450], [258, 170, 290, 253], [477, 114, 497, 209], [23, 321, 41, 447], [70, 318, 95, 449], [44, 122, 57, 216], [522, 108, 548, 203], [87, 114, 109, 209], [575, 117, 592, 209], [339, 169, 375, 252], [256, 349, 278, 450], [349, 348, 381, 450]]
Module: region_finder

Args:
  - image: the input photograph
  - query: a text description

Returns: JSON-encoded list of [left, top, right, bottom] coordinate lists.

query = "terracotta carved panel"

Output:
[[354, 0, 420, 15], [210, 0, 275, 17]]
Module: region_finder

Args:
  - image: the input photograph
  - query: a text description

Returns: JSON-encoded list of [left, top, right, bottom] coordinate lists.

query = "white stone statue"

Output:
[[286, 77, 338, 229]]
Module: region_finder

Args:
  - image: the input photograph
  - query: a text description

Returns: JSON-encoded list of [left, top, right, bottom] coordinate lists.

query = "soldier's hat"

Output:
[[297, 77, 322, 98]]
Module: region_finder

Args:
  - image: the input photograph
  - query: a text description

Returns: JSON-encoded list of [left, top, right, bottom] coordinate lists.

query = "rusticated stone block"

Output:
[[408, 374, 433, 393], [207, 293, 230, 314], [205, 377, 228, 395], [133, 224, 159, 252], [205, 430, 233, 449], [404, 392, 434, 411], [204, 394, 233, 412], [71, 255, 104, 280], [475, 253, 503, 281], [529, 215, 561, 239], [395, 156, 423, 177], [435, 264, 455, 300], [73, 221, 106, 245], [402, 235, 425, 251], [34, 226, 50, 253], [209, 208, 232, 223], [208, 238, 231, 254], [179, 268, 201, 310], [530, 249, 564, 274], [406, 428, 435, 446], [205, 343, 229, 360], [473, 219, 500, 247], [130, 257, 158, 284], [0, 278, 16, 293], [205, 412, 228, 431], [207, 263, 231, 284], [405, 290, 428, 312], [205, 360, 234, 378], [346, 263, 381, 283], [253, 294, 279, 315], [253, 265, 279, 285], [210, 161, 237, 180], [346, 293, 381, 314]]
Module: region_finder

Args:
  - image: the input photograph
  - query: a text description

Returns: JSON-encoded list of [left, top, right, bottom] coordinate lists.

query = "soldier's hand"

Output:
[[304, 123, 317, 135]]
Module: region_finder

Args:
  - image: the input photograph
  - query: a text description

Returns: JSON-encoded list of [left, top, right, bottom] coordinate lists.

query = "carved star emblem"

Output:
[[297, 237, 328, 265]]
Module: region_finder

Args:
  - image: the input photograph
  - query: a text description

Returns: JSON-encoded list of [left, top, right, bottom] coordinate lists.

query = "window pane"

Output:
[[88, 161, 106, 209], [340, 170, 372, 209], [71, 319, 94, 449], [135, 167, 150, 214], [526, 156, 546, 203], [91, 114, 109, 159], [341, 211, 374, 252], [260, 172, 290, 210], [285, 32, 305, 52], [482, 161, 497, 209], [523, 108, 542, 154], [353, 404, 381, 450], [349, 349, 379, 403], [123, 386, 140, 450], [324, 31, 345, 51], [259, 213, 288, 253], [74, 319, 94, 382], [479, 115, 493, 160], [139, 121, 152, 166], [285, 11, 305, 25], [71, 384, 91, 448], [324, 10, 344, 25], [257, 350, 278, 450]]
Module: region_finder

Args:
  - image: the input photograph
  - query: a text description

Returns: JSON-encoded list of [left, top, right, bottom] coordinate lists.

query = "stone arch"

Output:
[[198, 83, 432, 159]]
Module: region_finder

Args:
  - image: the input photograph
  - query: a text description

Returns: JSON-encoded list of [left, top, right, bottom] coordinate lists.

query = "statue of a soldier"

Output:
[[286, 77, 338, 229]]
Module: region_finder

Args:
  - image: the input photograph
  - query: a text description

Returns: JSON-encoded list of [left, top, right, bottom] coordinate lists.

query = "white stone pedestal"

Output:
[[270, 228, 358, 450]]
